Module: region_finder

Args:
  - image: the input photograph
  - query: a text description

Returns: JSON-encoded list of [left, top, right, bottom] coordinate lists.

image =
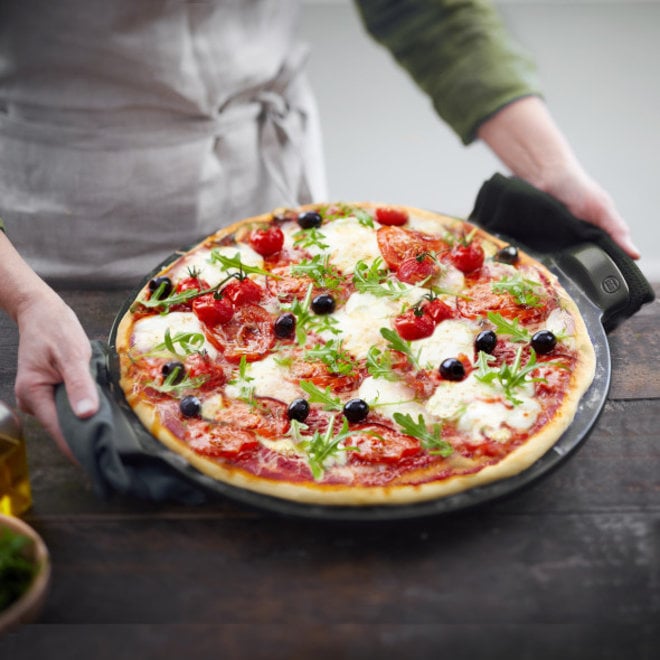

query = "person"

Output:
[[0, 0, 640, 459]]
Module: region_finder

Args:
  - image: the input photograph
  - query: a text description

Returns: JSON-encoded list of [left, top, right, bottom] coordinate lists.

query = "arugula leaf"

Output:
[[474, 347, 545, 405], [393, 413, 453, 456], [152, 328, 206, 357], [353, 258, 408, 299], [133, 283, 214, 313], [293, 227, 329, 251], [290, 254, 342, 290], [227, 355, 255, 403], [304, 339, 357, 377], [321, 203, 375, 228], [486, 312, 531, 343], [148, 368, 207, 396], [299, 381, 343, 411], [491, 273, 543, 308], [366, 345, 400, 381], [297, 417, 359, 480], [380, 327, 421, 370], [209, 251, 274, 278]]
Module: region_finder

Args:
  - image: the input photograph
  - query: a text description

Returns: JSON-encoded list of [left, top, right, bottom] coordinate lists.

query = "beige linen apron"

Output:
[[0, 0, 326, 287]]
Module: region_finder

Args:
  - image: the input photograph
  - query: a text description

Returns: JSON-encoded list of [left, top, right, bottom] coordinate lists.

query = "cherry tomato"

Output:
[[206, 304, 275, 362], [393, 309, 435, 341], [248, 225, 284, 256], [222, 278, 263, 306], [192, 293, 234, 326], [396, 255, 439, 284], [176, 274, 208, 294], [423, 298, 454, 323], [348, 425, 421, 464], [375, 207, 409, 226], [377, 226, 446, 270], [449, 242, 485, 273]]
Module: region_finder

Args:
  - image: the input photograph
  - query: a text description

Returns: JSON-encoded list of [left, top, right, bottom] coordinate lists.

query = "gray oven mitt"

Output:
[[55, 340, 210, 503]]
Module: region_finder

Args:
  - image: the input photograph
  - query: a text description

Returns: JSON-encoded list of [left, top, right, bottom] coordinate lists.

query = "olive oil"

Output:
[[0, 404, 32, 516]]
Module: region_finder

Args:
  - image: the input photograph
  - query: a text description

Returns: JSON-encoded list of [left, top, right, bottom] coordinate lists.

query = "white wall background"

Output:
[[299, 0, 660, 280]]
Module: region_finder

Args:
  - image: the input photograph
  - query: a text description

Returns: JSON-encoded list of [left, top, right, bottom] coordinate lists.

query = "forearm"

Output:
[[476, 96, 578, 191], [0, 230, 55, 324]]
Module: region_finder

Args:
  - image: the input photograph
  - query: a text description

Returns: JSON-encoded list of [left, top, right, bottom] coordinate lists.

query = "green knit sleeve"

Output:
[[353, 0, 542, 144], [0, 218, 5, 233]]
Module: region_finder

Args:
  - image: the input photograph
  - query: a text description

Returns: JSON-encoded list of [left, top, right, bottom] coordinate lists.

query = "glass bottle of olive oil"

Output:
[[0, 403, 32, 516]]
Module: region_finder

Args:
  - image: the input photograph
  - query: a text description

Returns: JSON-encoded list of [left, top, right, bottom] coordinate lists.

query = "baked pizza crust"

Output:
[[115, 203, 596, 506]]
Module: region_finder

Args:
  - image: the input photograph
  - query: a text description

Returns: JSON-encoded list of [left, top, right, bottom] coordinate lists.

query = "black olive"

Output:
[[475, 330, 497, 354], [343, 398, 369, 423], [531, 330, 557, 354], [297, 210, 323, 229], [495, 245, 519, 265], [179, 395, 202, 418], [162, 361, 185, 384], [274, 312, 296, 339], [311, 293, 336, 315], [148, 275, 173, 299], [439, 358, 466, 381], [287, 398, 310, 422]]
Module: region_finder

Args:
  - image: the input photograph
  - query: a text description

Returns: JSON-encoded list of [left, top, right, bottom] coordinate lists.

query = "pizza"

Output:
[[115, 202, 596, 506]]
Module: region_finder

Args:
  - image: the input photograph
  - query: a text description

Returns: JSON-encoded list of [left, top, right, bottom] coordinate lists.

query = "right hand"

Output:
[[14, 288, 99, 460]]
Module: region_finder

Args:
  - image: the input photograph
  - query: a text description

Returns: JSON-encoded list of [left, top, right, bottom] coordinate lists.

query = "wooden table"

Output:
[[1, 285, 659, 659]]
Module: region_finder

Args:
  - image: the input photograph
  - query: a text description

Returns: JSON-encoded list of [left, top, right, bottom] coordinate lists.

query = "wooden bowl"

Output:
[[0, 514, 51, 633]]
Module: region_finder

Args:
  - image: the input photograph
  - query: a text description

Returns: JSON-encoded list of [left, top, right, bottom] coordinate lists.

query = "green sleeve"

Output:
[[0, 218, 5, 233], [353, 0, 542, 144]]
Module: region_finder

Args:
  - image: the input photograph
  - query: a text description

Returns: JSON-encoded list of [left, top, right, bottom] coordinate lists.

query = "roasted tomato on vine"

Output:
[[422, 297, 454, 323], [248, 225, 284, 256], [192, 293, 234, 327], [396, 254, 439, 285], [176, 271, 208, 294], [449, 239, 485, 273], [222, 277, 264, 306], [374, 207, 409, 226], [393, 308, 435, 341]]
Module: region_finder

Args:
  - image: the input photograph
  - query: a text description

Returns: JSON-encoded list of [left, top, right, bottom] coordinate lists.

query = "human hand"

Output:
[[477, 96, 640, 259], [13, 289, 99, 460], [531, 161, 640, 259]]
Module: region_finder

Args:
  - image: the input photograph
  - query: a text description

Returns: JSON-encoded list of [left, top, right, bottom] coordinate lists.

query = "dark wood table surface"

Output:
[[1, 285, 659, 659]]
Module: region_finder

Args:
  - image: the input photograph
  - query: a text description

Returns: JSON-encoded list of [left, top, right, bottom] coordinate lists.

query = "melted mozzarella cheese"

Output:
[[224, 354, 301, 403], [415, 319, 478, 369], [435, 264, 465, 295], [321, 292, 400, 358], [427, 374, 540, 443], [131, 312, 217, 358], [171, 243, 264, 288], [358, 376, 429, 424], [457, 396, 541, 442], [304, 217, 381, 274], [406, 213, 451, 235]]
